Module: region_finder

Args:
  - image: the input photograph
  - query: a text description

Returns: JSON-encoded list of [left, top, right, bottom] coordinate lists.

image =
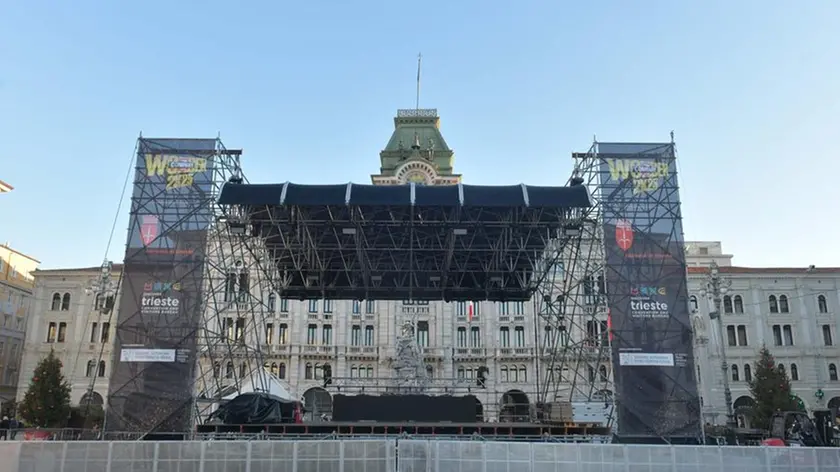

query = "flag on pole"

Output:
[[467, 301, 474, 322]]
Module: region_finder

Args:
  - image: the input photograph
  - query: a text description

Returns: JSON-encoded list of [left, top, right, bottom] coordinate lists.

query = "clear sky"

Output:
[[2, 1, 838, 270]]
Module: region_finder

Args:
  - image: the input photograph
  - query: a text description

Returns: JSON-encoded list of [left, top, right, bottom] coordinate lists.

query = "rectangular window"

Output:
[[726, 325, 736, 346], [47, 322, 57, 343], [265, 323, 274, 344], [773, 325, 782, 346], [223, 317, 234, 341], [470, 327, 481, 347], [364, 326, 375, 346], [456, 302, 466, 317], [307, 324, 317, 344], [308, 300, 318, 313], [457, 327, 467, 347], [224, 272, 237, 302], [499, 302, 508, 315], [267, 294, 276, 312], [417, 321, 429, 347], [235, 318, 245, 341], [783, 325, 794, 346], [737, 325, 748, 346], [57, 322, 67, 343], [90, 322, 98, 343], [352, 301, 360, 314], [322, 325, 333, 344], [514, 326, 526, 347], [513, 301, 524, 315], [365, 300, 375, 314], [101, 322, 110, 343], [280, 298, 289, 312], [499, 327, 510, 347], [278, 323, 288, 344], [237, 273, 249, 301], [324, 299, 333, 313]]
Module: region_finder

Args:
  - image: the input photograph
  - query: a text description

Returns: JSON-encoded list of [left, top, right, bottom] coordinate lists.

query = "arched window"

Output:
[[98, 360, 106, 377], [689, 295, 698, 311], [457, 367, 465, 379], [213, 362, 220, 378], [734, 295, 744, 314], [588, 366, 596, 382], [267, 293, 277, 312], [278, 363, 286, 379], [350, 365, 358, 378], [723, 295, 733, 314], [305, 363, 313, 380], [779, 295, 790, 313], [778, 364, 786, 375], [51, 293, 61, 311], [744, 364, 752, 382], [829, 363, 837, 381], [86, 360, 95, 377], [61, 293, 71, 311], [518, 365, 527, 382], [790, 363, 799, 381], [225, 362, 234, 378], [598, 365, 608, 382], [314, 363, 323, 380], [239, 363, 247, 378], [366, 365, 373, 377], [500, 366, 509, 382], [426, 365, 433, 378], [769, 295, 779, 313], [818, 295, 828, 314], [731, 365, 739, 381], [270, 362, 278, 375]]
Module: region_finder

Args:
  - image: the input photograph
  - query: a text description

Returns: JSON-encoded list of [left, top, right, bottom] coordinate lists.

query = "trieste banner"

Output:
[[106, 138, 217, 434], [598, 142, 701, 439]]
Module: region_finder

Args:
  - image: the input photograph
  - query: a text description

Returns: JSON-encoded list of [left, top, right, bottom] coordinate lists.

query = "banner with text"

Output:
[[107, 138, 216, 434], [598, 142, 701, 439]]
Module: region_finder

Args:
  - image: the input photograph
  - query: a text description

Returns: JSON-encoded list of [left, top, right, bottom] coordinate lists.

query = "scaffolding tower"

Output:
[[533, 142, 613, 426]]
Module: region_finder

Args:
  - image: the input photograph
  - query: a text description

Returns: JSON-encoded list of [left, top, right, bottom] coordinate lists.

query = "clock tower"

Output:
[[370, 109, 461, 186]]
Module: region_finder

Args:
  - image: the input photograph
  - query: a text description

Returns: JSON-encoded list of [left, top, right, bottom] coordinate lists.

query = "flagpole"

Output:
[[416, 53, 422, 110]]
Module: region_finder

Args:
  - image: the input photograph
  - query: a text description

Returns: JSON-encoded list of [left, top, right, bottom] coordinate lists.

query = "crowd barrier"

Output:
[[1, 439, 839, 472]]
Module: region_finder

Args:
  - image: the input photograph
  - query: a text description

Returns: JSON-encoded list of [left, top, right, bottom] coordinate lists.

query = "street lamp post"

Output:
[[83, 259, 118, 431], [701, 261, 736, 429]]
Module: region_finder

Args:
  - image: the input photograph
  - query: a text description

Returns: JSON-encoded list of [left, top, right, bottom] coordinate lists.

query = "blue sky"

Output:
[[2, 1, 838, 269]]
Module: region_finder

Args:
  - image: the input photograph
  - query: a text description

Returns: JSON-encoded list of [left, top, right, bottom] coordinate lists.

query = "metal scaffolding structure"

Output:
[[532, 143, 614, 424]]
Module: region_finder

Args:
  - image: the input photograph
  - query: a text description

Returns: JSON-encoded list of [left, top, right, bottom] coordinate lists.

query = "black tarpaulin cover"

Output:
[[208, 392, 300, 425]]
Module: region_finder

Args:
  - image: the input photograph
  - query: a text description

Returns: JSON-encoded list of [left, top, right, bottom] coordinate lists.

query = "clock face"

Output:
[[405, 171, 430, 185]]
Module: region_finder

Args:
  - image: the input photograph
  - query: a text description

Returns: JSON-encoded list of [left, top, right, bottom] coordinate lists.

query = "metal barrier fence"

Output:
[[0, 439, 839, 472]]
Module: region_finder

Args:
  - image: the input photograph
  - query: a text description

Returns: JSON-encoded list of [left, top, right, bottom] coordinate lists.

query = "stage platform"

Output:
[[196, 421, 611, 438], [217, 181, 590, 301]]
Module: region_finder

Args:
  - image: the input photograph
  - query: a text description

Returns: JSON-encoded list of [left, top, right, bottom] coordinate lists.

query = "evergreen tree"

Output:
[[18, 350, 71, 428], [748, 346, 798, 429]]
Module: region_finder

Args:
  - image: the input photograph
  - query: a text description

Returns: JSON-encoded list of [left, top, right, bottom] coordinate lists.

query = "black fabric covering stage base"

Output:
[[333, 394, 479, 423], [208, 393, 300, 425]]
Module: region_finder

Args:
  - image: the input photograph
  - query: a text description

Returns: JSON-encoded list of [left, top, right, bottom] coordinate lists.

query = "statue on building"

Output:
[[392, 317, 429, 393]]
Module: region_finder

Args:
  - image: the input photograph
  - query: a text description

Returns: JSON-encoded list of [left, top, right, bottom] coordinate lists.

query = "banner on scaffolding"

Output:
[[107, 138, 217, 434], [598, 142, 701, 439]]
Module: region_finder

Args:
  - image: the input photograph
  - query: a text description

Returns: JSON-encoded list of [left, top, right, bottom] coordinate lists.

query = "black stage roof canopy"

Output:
[[218, 182, 591, 301]]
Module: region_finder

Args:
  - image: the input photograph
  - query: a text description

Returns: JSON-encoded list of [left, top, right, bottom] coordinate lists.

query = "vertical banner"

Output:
[[599, 142, 701, 440], [106, 138, 216, 434]]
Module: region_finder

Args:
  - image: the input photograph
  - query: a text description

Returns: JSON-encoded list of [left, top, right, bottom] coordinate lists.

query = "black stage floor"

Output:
[[196, 421, 611, 438]]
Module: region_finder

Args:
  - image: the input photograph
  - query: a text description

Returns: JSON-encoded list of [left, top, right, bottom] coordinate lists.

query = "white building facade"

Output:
[[686, 242, 840, 425], [16, 266, 119, 407]]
